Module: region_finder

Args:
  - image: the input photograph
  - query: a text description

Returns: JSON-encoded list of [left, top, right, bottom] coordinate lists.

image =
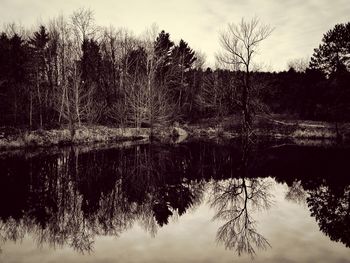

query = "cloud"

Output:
[[0, 0, 349, 71]]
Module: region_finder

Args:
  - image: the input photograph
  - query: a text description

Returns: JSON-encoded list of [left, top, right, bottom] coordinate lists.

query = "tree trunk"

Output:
[[148, 62, 154, 138], [13, 90, 17, 125], [59, 84, 65, 123], [29, 92, 33, 128], [74, 65, 81, 127], [37, 76, 43, 129], [242, 67, 251, 134]]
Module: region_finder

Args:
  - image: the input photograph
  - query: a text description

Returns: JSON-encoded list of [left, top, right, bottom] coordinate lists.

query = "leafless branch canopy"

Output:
[[71, 8, 97, 41], [217, 17, 273, 71]]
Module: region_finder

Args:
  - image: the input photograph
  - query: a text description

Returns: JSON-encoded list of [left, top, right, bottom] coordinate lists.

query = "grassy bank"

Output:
[[1, 115, 350, 151], [184, 114, 350, 141], [0, 126, 150, 150]]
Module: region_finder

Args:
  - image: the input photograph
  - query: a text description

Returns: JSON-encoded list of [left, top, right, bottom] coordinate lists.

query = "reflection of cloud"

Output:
[[1, 0, 350, 70]]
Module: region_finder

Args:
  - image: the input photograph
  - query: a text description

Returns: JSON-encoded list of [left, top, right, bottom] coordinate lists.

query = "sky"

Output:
[[0, 0, 349, 71]]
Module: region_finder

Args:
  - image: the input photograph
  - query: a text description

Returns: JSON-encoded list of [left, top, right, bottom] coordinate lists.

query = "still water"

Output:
[[0, 139, 349, 262]]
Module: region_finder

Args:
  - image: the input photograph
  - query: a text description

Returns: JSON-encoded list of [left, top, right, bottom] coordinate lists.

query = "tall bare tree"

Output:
[[217, 17, 273, 134], [122, 25, 174, 133], [71, 8, 97, 47]]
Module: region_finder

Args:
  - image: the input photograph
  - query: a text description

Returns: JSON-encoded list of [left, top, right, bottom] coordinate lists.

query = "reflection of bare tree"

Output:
[[210, 136, 273, 257], [0, 218, 26, 253], [285, 180, 307, 205], [210, 177, 273, 256]]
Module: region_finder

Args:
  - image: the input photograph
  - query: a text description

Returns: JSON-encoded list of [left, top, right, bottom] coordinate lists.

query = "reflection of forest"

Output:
[[0, 141, 349, 254]]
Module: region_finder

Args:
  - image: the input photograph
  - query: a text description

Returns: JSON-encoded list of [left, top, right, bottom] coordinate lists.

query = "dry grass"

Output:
[[0, 126, 150, 150], [291, 128, 336, 139], [1, 115, 349, 151]]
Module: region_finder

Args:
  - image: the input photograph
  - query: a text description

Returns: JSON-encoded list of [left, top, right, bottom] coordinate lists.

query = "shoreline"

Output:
[[0, 126, 150, 151], [1, 116, 349, 151]]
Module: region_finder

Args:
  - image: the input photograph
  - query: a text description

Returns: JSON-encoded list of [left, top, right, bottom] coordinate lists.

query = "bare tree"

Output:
[[217, 17, 273, 134], [287, 57, 309, 72], [109, 25, 174, 133], [3, 22, 28, 38], [193, 50, 207, 70], [199, 69, 225, 118], [71, 8, 97, 44], [49, 15, 73, 125], [48, 15, 86, 139], [145, 26, 176, 133]]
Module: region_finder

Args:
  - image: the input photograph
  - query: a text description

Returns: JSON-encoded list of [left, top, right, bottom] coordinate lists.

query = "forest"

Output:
[[0, 9, 349, 135]]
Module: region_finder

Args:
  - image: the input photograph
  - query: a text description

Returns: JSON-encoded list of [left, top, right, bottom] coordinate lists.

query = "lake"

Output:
[[0, 139, 349, 262]]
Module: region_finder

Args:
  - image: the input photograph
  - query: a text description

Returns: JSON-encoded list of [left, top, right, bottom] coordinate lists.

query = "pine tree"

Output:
[[28, 26, 50, 128], [310, 22, 350, 76], [154, 30, 174, 86]]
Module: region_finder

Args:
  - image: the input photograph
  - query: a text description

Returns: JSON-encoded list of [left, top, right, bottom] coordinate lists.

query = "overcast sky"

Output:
[[1, 0, 349, 71]]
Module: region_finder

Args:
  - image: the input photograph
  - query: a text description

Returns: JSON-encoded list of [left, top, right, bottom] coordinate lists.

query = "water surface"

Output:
[[0, 140, 349, 262]]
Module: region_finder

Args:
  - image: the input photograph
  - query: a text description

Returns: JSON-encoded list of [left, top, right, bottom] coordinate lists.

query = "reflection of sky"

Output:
[[1, 0, 350, 71], [1, 180, 350, 263]]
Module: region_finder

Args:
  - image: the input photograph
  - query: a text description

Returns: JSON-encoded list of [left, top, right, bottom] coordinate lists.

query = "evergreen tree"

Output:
[[309, 23, 350, 126], [154, 30, 174, 86], [171, 39, 196, 70], [170, 39, 197, 118], [81, 38, 101, 84], [28, 25, 50, 128], [8, 34, 29, 125], [310, 22, 350, 75], [126, 46, 147, 78], [80, 38, 104, 123]]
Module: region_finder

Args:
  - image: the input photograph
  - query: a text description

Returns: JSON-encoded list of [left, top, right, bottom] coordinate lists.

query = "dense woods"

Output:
[[0, 9, 349, 133]]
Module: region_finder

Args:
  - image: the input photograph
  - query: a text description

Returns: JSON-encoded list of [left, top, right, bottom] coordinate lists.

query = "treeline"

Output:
[[256, 68, 350, 121], [0, 9, 349, 130]]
